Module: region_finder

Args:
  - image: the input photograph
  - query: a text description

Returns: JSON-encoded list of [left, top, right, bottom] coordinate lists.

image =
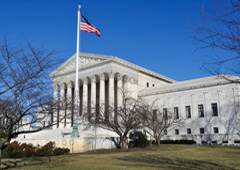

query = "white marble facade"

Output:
[[16, 53, 240, 149], [49, 53, 175, 128], [141, 76, 240, 145]]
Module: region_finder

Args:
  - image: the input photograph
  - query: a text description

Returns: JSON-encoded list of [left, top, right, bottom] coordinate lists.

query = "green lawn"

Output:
[[2, 145, 240, 170]]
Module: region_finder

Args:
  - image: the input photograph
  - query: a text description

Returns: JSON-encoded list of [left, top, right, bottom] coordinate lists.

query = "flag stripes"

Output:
[[80, 14, 101, 38]]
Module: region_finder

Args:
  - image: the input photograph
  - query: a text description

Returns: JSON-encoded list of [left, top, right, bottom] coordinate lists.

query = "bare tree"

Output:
[[83, 89, 148, 149], [0, 38, 67, 165], [191, 0, 240, 76], [144, 100, 183, 145]]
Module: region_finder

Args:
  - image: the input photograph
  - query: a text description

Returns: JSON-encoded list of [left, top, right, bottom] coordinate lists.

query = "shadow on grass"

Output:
[[2, 160, 20, 169], [116, 154, 237, 170], [1, 157, 51, 169]]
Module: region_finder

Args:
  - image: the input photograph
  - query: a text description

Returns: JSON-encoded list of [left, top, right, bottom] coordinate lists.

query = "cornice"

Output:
[[139, 76, 239, 97], [111, 57, 176, 83], [50, 52, 176, 84]]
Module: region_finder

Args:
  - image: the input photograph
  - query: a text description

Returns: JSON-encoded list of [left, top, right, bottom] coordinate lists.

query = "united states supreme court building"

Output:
[[15, 52, 240, 151]]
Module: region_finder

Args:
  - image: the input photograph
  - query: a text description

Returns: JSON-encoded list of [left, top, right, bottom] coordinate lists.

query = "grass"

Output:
[[2, 145, 240, 170]]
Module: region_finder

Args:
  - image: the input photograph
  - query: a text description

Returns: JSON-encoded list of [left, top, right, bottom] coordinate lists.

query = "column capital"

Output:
[[129, 77, 137, 84], [91, 76, 96, 83], [116, 74, 122, 81], [60, 83, 66, 90], [67, 81, 73, 88], [123, 76, 129, 82], [53, 84, 59, 90], [83, 78, 88, 84], [99, 73, 105, 80], [108, 71, 115, 78]]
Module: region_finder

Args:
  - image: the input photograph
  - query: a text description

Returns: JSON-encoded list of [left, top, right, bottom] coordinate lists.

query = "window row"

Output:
[[162, 103, 218, 119], [184, 103, 218, 118], [174, 127, 219, 135]]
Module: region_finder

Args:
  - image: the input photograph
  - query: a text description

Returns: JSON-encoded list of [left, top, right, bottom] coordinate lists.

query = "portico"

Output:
[[50, 52, 174, 129]]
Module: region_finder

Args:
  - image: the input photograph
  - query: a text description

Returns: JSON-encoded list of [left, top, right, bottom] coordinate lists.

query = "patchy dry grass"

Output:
[[2, 145, 240, 170]]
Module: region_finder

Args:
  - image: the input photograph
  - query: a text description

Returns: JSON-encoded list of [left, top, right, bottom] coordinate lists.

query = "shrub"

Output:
[[129, 131, 149, 148], [35, 142, 55, 156], [35, 148, 53, 156], [53, 147, 70, 156], [42, 141, 55, 151], [21, 143, 36, 157], [2, 141, 24, 158], [160, 140, 196, 144], [2, 141, 69, 158]]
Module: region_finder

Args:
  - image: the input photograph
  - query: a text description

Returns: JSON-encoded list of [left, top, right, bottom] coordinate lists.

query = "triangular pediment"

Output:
[[50, 53, 113, 77], [50, 52, 176, 83]]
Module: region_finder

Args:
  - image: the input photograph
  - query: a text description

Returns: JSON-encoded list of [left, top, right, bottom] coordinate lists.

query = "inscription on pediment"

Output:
[[79, 57, 101, 66], [55, 57, 105, 76]]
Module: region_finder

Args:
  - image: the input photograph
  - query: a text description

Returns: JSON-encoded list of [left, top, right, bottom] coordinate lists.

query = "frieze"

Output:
[[210, 92, 217, 98], [54, 57, 104, 76]]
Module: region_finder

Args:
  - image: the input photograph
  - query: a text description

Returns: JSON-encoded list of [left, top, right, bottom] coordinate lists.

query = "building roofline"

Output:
[[50, 52, 176, 83], [139, 75, 240, 97]]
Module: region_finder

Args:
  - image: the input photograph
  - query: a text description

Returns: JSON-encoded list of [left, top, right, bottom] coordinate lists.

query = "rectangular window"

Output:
[[175, 129, 179, 135], [163, 108, 168, 120], [212, 103, 218, 117], [187, 128, 191, 134], [200, 128, 205, 134], [213, 127, 219, 134], [174, 107, 179, 119], [146, 82, 149, 87], [198, 104, 204, 117], [186, 106, 191, 118]]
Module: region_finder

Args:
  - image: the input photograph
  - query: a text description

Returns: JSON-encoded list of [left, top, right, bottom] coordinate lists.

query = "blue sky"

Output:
[[0, 0, 215, 81]]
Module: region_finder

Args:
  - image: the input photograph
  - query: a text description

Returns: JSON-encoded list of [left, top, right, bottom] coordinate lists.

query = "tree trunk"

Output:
[[149, 140, 153, 147], [121, 136, 127, 149], [0, 149, 2, 169], [157, 138, 161, 145]]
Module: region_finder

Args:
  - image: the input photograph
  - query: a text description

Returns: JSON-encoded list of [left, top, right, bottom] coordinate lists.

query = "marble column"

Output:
[[66, 81, 73, 128], [99, 73, 105, 115], [91, 76, 96, 120], [59, 83, 66, 128], [123, 76, 130, 95], [117, 74, 123, 107], [82, 78, 88, 120], [53, 84, 59, 129], [108, 72, 114, 108]]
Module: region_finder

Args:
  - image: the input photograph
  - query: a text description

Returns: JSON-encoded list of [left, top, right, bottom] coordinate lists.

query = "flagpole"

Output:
[[71, 4, 81, 138]]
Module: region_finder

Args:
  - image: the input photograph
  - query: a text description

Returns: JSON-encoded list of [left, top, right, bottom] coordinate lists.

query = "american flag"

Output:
[[81, 14, 101, 38]]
